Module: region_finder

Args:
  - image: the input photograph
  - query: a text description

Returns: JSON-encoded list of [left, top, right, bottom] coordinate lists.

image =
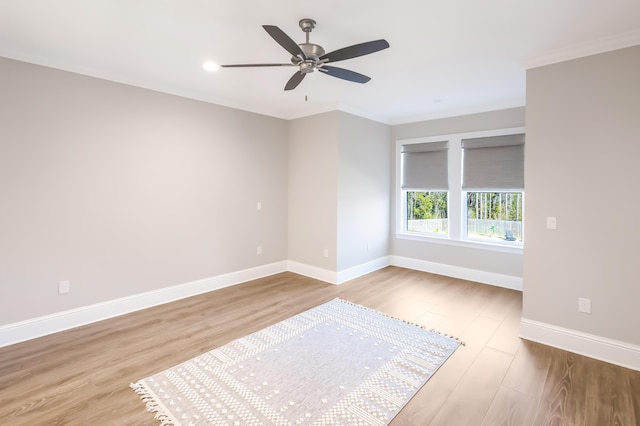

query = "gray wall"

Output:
[[391, 108, 526, 278], [0, 57, 289, 325], [287, 112, 339, 270], [288, 111, 392, 273], [336, 113, 391, 271], [524, 46, 640, 345]]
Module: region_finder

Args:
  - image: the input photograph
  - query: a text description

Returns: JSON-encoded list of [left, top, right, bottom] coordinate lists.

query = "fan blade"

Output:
[[284, 71, 306, 91], [221, 63, 295, 68], [319, 66, 371, 84], [319, 39, 389, 63], [263, 25, 306, 60]]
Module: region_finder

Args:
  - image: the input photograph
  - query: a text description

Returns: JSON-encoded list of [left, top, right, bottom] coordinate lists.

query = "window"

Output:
[[397, 128, 525, 250], [462, 133, 524, 243], [400, 141, 449, 236]]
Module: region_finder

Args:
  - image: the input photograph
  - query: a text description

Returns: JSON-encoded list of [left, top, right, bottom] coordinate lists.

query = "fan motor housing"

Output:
[[291, 43, 326, 65]]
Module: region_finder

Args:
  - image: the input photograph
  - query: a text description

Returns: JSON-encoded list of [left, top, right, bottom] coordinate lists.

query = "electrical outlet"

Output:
[[323, 248, 329, 258], [257, 202, 262, 211], [546, 217, 557, 230], [58, 280, 70, 295], [257, 246, 262, 255], [578, 297, 591, 314]]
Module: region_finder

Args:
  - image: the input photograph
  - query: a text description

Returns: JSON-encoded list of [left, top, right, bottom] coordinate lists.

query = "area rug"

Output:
[[130, 298, 460, 425]]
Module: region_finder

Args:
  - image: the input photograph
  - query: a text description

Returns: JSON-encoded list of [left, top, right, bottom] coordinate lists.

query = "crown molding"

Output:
[[523, 29, 640, 69]]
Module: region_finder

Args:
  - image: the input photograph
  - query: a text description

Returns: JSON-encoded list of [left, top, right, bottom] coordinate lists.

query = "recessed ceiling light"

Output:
[[203, 61, 219, 72]]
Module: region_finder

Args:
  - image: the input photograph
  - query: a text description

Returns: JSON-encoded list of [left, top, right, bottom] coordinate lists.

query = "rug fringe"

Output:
[[335, 298, 466, 346], [130, 381, 179, 426]]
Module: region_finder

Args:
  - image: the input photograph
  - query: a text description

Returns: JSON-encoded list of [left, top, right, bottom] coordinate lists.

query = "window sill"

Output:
[[395, 232, 523, 254]]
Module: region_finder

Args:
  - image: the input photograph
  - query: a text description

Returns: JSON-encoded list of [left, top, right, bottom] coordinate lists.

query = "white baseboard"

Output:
[[0, 261, 287, 348], [520, 318, 640, 371], [336, 256, 390, 284], [286, 261, 339, 284], [389, 255, 523, 291], [287, 256, 391, 285], [0, 256, 522, 348]]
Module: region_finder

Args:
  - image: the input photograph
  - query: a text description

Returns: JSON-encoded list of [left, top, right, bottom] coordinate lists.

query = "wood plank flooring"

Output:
[[0, 267, 638, 425]]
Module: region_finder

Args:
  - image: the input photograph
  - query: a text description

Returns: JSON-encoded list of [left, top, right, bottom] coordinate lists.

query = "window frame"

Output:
[[395, 127, 525, 253]]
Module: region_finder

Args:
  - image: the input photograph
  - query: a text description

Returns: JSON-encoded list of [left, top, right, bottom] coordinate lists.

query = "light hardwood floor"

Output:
[[1, 267, 638, 425]]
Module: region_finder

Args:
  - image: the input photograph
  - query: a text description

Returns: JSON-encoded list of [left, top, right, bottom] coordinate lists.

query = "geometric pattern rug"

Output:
[[130, 298, 460, 425]]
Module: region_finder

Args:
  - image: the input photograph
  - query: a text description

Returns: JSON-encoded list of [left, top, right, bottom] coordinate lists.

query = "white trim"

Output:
[[286, 261, 339, 285], [286, 257, 391, 285], [389, 255, 522, 291], [520, 318, 640, 372], [523, 29, 640, 70], [0, 261, 287, 348], [395, 233, 523, 255], [336, 256, 391, 284], [0, 256, 521, 348]]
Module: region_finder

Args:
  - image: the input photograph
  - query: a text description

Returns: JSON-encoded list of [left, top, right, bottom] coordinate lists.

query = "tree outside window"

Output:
[[466, 192, 523, 242], [406, 191, 448, 235]]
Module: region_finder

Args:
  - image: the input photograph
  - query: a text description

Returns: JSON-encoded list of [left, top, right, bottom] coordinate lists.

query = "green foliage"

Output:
[[407, 192, 522, 222], [466, 192, 522, 221], [406, 191, 523, 241], [407, 192, 448, 220]]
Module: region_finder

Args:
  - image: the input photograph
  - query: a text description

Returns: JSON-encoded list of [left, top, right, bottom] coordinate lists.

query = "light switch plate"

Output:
[[58, 280, 70, 294], [578, 297, 591, 314]]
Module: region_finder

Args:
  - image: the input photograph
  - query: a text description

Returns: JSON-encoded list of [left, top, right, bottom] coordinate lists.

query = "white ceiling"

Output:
[[1, 0, 639, 125]]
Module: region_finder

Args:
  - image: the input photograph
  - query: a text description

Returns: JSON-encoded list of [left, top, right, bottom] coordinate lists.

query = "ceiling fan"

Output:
[[221, 19, 390, 91]]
